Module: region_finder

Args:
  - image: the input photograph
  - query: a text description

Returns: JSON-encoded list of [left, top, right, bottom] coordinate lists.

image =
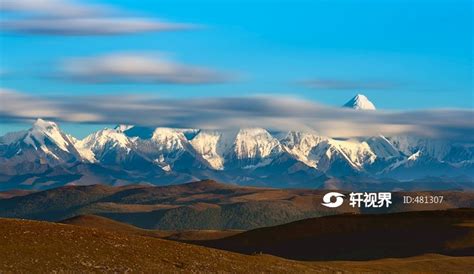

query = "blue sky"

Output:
[[0, 0, 472, 137]]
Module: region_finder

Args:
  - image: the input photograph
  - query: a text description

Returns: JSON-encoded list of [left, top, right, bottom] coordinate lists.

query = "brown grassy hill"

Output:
[[60, 215, 174, 238], [0, 184, 132, 220], [322, 254, 474, 272], [202, 209, 474, 261], [60, 214, 241, 241], [1, 217, 473, 273], [166, 229, 243, 241], [0, 217, 324, 272]]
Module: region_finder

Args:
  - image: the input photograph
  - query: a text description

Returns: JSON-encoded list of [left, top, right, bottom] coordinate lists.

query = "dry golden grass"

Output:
[[323, 254, 474, 272], [60, 215, 174, 238], [0, 218, 330, 273], [1, 217, 473, 273]]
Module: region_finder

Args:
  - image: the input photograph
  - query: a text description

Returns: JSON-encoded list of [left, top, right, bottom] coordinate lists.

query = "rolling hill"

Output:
[[60, 214, 242, 241], [0, 218, 324, 272], [201, 209, 474, 261], [1, 213, 473, 272]]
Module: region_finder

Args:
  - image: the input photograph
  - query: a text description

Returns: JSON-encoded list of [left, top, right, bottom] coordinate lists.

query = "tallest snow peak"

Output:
[[343, 94, 376, 110], [32, 118, 59, 130]]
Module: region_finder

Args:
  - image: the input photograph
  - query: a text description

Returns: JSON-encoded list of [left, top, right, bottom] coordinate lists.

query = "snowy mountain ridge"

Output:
[[1, 95, 472, 190]]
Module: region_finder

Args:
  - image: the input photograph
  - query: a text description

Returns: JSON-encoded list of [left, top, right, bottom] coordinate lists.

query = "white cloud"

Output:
[[60, 53, 229, 84], [0, 0, 195, 35], [0, 88, 63, 119], [2, 18, 193, 36], [1, 88, 473, 142], [0, 0, 107, 17]]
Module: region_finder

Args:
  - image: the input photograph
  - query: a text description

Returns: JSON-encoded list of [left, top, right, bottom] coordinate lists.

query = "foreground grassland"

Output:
[[1, 218, 473, 273]]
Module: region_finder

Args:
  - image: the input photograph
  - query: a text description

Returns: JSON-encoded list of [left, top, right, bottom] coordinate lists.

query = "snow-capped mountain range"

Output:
[[1, 95, 473, 190]]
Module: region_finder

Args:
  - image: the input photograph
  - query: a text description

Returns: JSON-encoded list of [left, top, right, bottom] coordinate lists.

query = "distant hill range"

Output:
[[1, 95, 473, 190], [1, 180, 473, 230]]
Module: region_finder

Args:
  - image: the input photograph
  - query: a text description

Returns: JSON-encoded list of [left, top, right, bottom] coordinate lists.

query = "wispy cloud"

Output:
[[0, 0, 195, 35], [60, 53, 230, 84], [1, 89, 472, 142], [0, 0, 108, 17], [299, 79, 397, 90], [1, 18, 193, 36]]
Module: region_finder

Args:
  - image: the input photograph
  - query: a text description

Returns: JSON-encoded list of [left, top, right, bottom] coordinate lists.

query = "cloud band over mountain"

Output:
[[1, 89, 472, 142]]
